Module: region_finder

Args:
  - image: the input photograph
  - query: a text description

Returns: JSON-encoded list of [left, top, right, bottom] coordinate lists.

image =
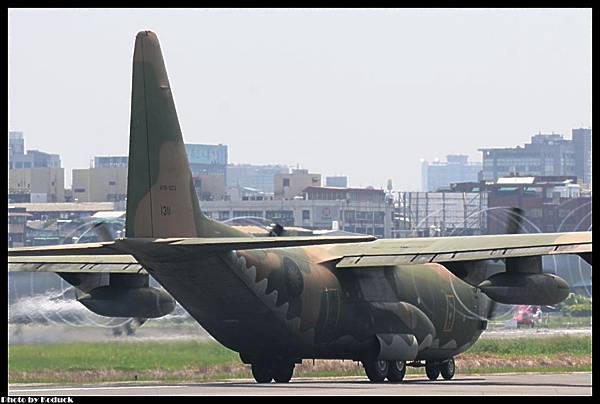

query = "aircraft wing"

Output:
[[8, 232, 591, 272], [8, 235, 377, 272], [333, 231, 591, 268]]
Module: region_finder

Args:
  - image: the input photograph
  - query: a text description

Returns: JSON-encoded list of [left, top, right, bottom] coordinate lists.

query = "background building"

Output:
[[227, 164, 289, 194], [480, 133, 580, 182], [572, 128, 592, 188], [274, 169, 321, 200], [397, 191, 488, 237], [72, 166, 128, 202], [9, 131, 65, 202], [69, 144, 232, 202], [71, 155, 128, 202], [421, 154, 481, 192], [186, 144, 228, 201], [201, 190, 392, 238], [9, 131, 61, 169], [8, 207, 31, 247], [9, 168, 65, 203]]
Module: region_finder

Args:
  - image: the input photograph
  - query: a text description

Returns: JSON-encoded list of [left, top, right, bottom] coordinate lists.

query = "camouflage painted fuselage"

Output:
[[120, 30, 497, 364], [145, 243, 489, 363]]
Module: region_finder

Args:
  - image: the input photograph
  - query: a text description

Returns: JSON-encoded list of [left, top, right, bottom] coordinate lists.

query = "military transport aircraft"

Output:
[[8, 31, 592, 384]]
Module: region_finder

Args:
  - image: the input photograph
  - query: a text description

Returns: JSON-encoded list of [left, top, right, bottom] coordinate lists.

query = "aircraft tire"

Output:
[[387, 360, 406, 382], [440, 357, 455, 380], [425, 361, 440, 381], [363, 360, 389, 383], [251, 363, 272, 383], [272, 362, 295, 383]]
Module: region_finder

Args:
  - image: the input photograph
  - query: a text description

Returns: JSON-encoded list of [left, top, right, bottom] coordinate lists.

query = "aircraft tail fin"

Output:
[[125, 31, 244, 239]]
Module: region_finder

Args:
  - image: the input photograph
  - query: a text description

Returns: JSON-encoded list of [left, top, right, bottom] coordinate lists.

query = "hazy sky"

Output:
[[8, 8, 592, 191]]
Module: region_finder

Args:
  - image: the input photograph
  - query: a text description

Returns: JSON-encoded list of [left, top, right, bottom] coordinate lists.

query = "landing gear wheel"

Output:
[[387, 360, 406, 382], [440, 357, 455, 380], [363, 360, 389, 382], [425, 361, 440, 381], [251, 363, 272, 383], [272, 362, 295, 383]]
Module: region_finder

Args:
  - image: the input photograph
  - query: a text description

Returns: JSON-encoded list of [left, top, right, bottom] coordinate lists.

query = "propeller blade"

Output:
[[92, 221, 114, 242], [486, 298, 498, 319], [505, 207, 525, 234], [268, 223, 285, 237], [49, 286, 85, 301]]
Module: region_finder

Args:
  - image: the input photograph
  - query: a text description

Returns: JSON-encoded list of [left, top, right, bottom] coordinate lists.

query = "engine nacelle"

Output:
[[374, 333, 418, 361], [78, 286, 176, 318], [479, 272, 570, 305]]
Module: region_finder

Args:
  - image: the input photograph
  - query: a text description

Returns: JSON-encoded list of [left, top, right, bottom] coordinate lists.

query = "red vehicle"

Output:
[[514, 305, 542, 328]]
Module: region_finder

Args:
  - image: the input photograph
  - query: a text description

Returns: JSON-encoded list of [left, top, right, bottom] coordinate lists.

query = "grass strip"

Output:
[[9, 335, 591, 384]]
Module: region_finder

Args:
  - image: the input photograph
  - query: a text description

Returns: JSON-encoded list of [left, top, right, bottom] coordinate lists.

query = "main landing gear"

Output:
[[362, 360, 407, 383], [425, 357, 455, 381], [251, 360, 296, 383], [361, 357, 455, 382]]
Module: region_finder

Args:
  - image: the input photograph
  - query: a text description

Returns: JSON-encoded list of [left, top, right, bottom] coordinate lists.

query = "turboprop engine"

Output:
[[78, 286, 176, 318], [478, 272, 570, 305]]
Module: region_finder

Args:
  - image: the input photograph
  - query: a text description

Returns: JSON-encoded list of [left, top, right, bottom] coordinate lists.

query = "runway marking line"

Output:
[[10, 385, 188, 393]]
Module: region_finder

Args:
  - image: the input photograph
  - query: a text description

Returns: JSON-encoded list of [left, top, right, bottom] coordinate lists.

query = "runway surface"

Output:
[[9, 372, 591, 395]]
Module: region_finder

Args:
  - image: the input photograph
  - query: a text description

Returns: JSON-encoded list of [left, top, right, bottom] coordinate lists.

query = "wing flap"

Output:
[[9, 255, 144, 274]]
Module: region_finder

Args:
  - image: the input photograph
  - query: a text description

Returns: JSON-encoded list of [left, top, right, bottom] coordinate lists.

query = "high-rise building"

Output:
[[572, 128, 592, 188], [421, 155, 482, 192], [480, 133, 576, 182], [8, 131, 61, 169], [9, 131, 25, 158], [8, 131, 64, 202]]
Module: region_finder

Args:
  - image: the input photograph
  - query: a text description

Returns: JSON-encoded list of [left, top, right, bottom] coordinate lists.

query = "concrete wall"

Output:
[[200, 199, 392, 238], [9, 168, 65, 202], [274, 171, 321, 200], [72, 166, 128, 202]]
